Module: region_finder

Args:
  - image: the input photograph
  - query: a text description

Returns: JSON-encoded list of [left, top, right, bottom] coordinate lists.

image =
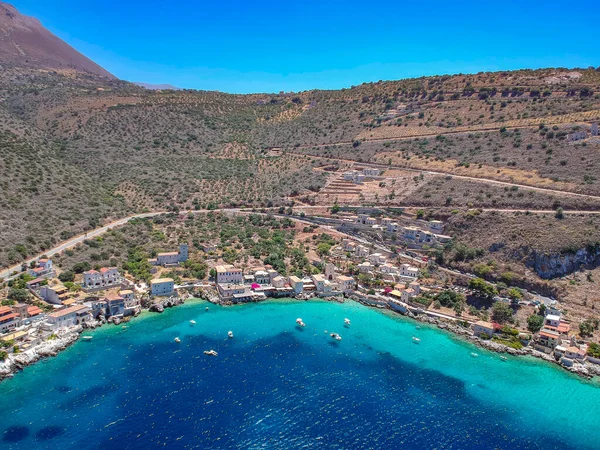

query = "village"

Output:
[[1, 210, 599, 380]]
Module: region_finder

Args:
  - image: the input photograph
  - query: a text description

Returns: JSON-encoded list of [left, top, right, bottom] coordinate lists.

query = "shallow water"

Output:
[[0, 299, 598, 449]]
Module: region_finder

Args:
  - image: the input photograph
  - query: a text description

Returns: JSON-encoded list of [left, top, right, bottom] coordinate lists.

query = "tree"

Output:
[[58, 270, 75, 283], [527, 314, 544, 333], [72, 261, 91, 274], [209, 268, 217, 279], [316, 242, 331, 256], [469, 278, 498, 298], [555, 207, 564, 219], [492, 302, 513, 324], [453, 298, 466, 316], [330, 204, 340, 214], [507, 287, 523, 301], [8, 288, 29, 303]]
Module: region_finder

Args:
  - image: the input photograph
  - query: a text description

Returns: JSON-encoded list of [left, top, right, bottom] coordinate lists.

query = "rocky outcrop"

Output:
[[526, 246, 600, 279], [0, 331, 80, 381], [149, 296, 185, 313]]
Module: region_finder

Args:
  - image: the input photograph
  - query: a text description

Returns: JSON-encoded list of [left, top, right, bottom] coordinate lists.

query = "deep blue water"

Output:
[[0, 299, 599, 449]]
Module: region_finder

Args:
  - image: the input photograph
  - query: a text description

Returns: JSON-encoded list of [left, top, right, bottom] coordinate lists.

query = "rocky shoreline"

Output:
[[2, 293, 599, 382], [359, 296, 600, 380], [0, 331, 80, 381]]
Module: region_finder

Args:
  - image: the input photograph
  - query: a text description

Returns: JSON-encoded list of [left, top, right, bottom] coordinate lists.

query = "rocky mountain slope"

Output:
[[0, 2, 114, 78]]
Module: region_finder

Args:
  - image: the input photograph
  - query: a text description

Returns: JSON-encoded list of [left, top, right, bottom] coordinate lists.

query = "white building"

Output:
[[151, 278, 175, 296], [312, 274, 326, 292], [399, 264, 419, 278], [335, 275, 355, 292], [368, 253, 386, 265], [215, 265, 243, 284], [358, 262, 373, 273], [149, 244, 189, 266], [27, 258, 54, 278], [362, 168, 381, 177], [288, 276, 304, 294], [47, 305, 91, 328], [355, 245, 369, 257], [82, 267, 121, 290], [429, 220, 444, 232]]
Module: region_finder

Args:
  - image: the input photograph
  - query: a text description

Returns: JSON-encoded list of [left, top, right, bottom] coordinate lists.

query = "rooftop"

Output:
[[151, 278, 174, 284], [48, 305, 89, 318]]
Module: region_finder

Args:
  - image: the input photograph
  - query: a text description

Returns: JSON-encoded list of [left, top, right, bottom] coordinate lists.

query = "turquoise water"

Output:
[[1, 299, 599, 449]]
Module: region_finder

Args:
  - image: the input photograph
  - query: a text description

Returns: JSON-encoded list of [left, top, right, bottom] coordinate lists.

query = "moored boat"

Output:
[[296, 318, 306, 327], [344, 318, 351, 326], [412, 336, 421, 343], [190, 320, 196, 325], [174, 337, 181, 343], [330, 333, 342, 341], [203, 349, 218, 356], [228, 331, 234, 338], [471, 352, 478, 357], [82, 336, 93, 340]]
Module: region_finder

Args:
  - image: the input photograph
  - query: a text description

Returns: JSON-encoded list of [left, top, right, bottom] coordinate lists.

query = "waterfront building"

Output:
[[288, 276, 304, 294], [0, 306, 21, 334], [150, 278, 175, 297], [47, 305, 91, 329], [215, 265, 243, 284], [472, 321, 495, 337]]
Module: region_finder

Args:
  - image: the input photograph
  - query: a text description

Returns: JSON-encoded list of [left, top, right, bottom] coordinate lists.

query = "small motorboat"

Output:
[[205, 307, 209, 311], [412, 336, 421, 343], [416, 326, 421, 330], [344, 318, 351, 326], [500, 356, 507, 361], [82, 336, 93, 340], [174, 337, 181, 343], [228, 331, 234, 338], [471, 352, 478, 357], [121, 326, 128, 329], [296, 318, 306, 327], [190, 320, 196, 325], [203, 350, 218, 356], [330, 333, 342, 341]]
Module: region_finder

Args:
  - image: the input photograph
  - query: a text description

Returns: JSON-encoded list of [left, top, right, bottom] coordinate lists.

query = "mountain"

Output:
[[133, 82, 181, 90], [0, 2, 114, 78]]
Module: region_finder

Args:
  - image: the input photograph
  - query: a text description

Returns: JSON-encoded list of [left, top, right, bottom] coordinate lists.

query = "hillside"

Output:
[[1, 3, 600, 283], [0, 2, 114, 78]]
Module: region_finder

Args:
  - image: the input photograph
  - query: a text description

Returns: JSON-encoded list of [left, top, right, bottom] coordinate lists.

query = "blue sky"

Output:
[[11, 0, 600, 93]]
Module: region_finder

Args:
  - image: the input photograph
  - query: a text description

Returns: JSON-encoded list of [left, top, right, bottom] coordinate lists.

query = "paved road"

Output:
[[5, 202, 600, 281]]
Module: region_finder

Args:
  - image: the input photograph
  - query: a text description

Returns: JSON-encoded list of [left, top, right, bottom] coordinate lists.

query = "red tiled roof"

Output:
[[26, 277, 44, 285], [0, 306, 12, 315], [32, 267, 44, 273], [85, 270, 99, 275], [27, 306, 43, 316], [0, 313, 19, 322], [100, 267, 109, 273]]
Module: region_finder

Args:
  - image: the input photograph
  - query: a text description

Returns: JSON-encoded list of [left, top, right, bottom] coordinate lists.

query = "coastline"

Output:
[[1, 294, 599, 383]]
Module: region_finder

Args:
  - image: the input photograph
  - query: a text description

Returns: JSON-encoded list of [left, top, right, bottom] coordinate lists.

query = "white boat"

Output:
[[205, 307, 209, 311], [500, 356, 507, 361], [228, 331, 234, 338], [174, 337, 181, 343], [190, 320, 196, 325], [203, 349, 218, 356], [82, 336, 93, 340], [330, 333, 342, 341], [121, 326, 127, 329], [412, 336, 421, 343], [471, 352, 478, 357], [344, 318, 351, 326], [296, 318, 306, 327]]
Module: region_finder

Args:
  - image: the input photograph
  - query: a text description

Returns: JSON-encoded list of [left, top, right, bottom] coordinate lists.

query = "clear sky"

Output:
[[10, 0, 600, 93]]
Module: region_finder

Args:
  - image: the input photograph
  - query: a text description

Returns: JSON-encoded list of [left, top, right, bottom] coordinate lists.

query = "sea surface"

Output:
[[0, 299, 599, 450]]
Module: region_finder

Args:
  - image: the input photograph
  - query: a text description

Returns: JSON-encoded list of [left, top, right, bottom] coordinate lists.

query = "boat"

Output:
[[228, 331, 234, 338], [471, 352, 478, 357], [296, 318, 306, 327], [205, 307, 209, 311], [121, 326, 127, 329], [190, 320, 196, 325], [330, 333, 342, 341], [344, 318, 351, 326], [412, 336, 421, 343], [416, 326, 421, 330], [203, 350, 218, 356], [82, 336, 93, 340], [174, 337, 181, 343], [500, 356, 507, 361]]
